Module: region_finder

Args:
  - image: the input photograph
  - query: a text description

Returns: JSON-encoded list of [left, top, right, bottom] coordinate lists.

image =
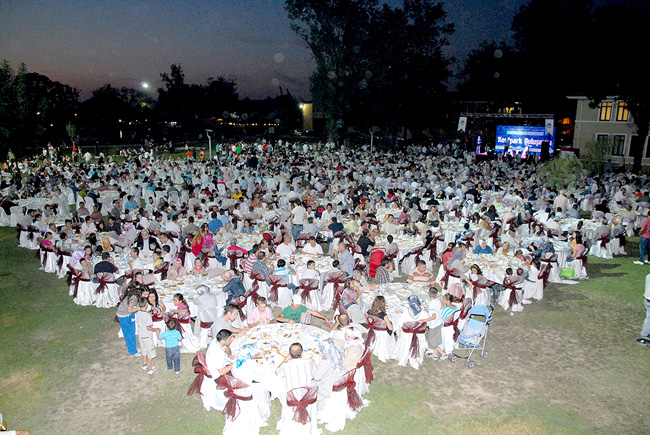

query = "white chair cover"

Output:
[[277, 386, 321, 435], [318, 369, 366, 433], [73, 271, 96, 306], [395, 321, 427, 369], [9, 206, 23, 227], [522, 265, 544, 302], [222, 383, 271, 435], [94, 273, 120, 308]]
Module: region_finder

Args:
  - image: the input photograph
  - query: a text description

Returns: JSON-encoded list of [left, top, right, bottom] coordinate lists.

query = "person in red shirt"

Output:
[[635, 211, 650, 265]]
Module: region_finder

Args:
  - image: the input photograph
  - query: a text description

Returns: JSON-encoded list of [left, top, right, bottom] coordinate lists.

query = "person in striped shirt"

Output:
[[407, 260, 435, 286]]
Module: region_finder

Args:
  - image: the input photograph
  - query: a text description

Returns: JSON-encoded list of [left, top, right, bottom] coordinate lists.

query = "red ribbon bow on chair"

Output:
[[443, 311, 461, 342], [402, 321, 427, 359], [187, 352, 212, 396], [410, 246, 425, 265], [227, 249, 244, 270], [440, 266, 461, 290], [470, 279, 487, 300], [231, 295, 248, 321], [599, 233, 611, 249], [356, 347, 374, 384], [504, 278, 522, 308], [538, 264, 551, 289], [95, 273, 117, 295], [332, 369, 363, 412], [70, 269, 91, 298], [267, 276, 287, 304], [364, 315, 387, 348], [327, 271, 347, 310], [216, 375, 253, 421], [286, 386, 318, 425], [299, 278, 319, 305], [154, 261, 169, 281]]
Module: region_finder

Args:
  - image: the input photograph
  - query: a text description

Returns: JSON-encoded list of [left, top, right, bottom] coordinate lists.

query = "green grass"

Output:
[[1, 227, 650, 434]]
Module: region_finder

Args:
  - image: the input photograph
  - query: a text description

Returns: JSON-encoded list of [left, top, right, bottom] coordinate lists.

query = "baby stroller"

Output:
[[450, 304, 493, 369]]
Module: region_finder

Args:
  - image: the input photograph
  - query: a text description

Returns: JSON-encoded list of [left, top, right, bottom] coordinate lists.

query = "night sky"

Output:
[[0, 0, 528, 100]]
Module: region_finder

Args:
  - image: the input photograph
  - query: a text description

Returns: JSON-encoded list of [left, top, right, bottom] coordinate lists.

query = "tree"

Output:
[[285, 0, 454, 142], [457, 41, 519, 103], [285, 0, 378, 142]]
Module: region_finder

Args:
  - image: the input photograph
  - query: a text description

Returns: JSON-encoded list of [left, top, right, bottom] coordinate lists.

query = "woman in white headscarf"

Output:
[[311, 338, 344, 410]]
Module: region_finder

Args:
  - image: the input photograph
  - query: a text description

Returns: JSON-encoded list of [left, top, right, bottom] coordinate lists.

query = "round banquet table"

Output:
[[156, 275, 228, 314], [230, 323, 329, 398], [358, 282, 429, 330]]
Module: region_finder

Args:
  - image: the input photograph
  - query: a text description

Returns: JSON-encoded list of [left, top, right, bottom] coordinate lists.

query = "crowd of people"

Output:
[[2, 138, 650, 432]]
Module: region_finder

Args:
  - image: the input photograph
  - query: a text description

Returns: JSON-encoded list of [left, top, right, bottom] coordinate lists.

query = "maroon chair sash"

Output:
[[364, 314, 387, 347], [440, 267, 461, 290], [286, 386, 319, 425], [332, 369, 362, 412], [95, 273, 117, 294], [356, 347, 374, 384], [442, 311, 461, 342], [299, 278, 319, 305], [227, 249, 244, 270], [216, 375, 253, 421], [267, 275, 287, 304], [402, 321, 427, 359], [154, 261, 169, 280], [470, 278, 487, 299], [410, 246, 425, 266], [599, 233, 611, 248], [327, 271, 347, 310], [231, 295, 248, 321], [538, 264, 551, 288], [70, 268, 92, 298], [187, 352, 212, 396], [504, 278, 522, 307]]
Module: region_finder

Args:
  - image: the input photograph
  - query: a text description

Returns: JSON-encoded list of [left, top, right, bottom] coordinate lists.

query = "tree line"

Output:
[[1, 0, 648, 167]]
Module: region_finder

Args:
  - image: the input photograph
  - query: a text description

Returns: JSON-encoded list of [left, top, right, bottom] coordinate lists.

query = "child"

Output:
[[136, 297, 161, 374], [191, 257, 206, 276], [157, 319, 183, 374]]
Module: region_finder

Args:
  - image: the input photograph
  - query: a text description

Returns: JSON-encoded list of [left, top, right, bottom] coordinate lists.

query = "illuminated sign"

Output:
[[495, 125, 554, 157]]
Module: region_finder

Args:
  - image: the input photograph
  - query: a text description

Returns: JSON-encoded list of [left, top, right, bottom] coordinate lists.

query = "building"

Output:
[[567, 95, 648, 165]]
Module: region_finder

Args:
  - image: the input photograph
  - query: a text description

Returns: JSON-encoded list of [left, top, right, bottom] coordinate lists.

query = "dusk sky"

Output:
[[0, 0, 528, 100]]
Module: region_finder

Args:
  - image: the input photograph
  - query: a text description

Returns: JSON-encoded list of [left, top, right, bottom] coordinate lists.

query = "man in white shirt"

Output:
[[381, 214, 399, 235], [276, 234, 297, 258], [321, 203, 336, 222], [127, 247, 144, 271], [302, 236, 324, 256], [202, 329, 236, 410], [276, 342, 313, 391], [290, 200, 307, 241]]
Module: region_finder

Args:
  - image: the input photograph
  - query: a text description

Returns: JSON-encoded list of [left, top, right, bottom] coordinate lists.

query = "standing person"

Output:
[[635, 273, 650, 346], [634, 211, 650, 265], [116, 287, 142, 356], [290, 200, 307, 242], [136, 297, 160, 374], [157, 319, 183, 374]]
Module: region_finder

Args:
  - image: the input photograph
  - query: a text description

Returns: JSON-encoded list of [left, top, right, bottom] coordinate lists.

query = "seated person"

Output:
[[407, 260, 435, 286], [302, 236, 324, 255], [247, 296, 274, 327], [278, 295, 331, 327], [222, 270, 246, 304], [329, 313, 366, 372], [474, 239, 493, 255]]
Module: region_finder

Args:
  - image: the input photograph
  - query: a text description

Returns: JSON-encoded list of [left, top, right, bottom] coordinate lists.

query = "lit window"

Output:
[[611, 135, 625, 156], [616, 102, 629, 121], [599, 102, 612, 121]]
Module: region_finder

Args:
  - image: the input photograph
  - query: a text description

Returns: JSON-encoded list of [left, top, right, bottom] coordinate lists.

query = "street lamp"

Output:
[[206, 129, 213, 160]]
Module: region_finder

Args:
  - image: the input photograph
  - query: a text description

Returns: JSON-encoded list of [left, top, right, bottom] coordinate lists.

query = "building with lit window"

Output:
[[567, 95, 648, 165]]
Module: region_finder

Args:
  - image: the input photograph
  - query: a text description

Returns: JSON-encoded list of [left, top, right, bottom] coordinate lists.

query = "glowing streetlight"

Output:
[[142, 82, 149, 89]]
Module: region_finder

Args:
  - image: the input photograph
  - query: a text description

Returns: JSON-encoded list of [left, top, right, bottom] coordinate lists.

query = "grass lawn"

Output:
[[1, 226, 649, 434]]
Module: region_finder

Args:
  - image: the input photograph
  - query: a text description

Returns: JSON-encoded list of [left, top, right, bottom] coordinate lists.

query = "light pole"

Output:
[[205, 129, 213, 160]]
